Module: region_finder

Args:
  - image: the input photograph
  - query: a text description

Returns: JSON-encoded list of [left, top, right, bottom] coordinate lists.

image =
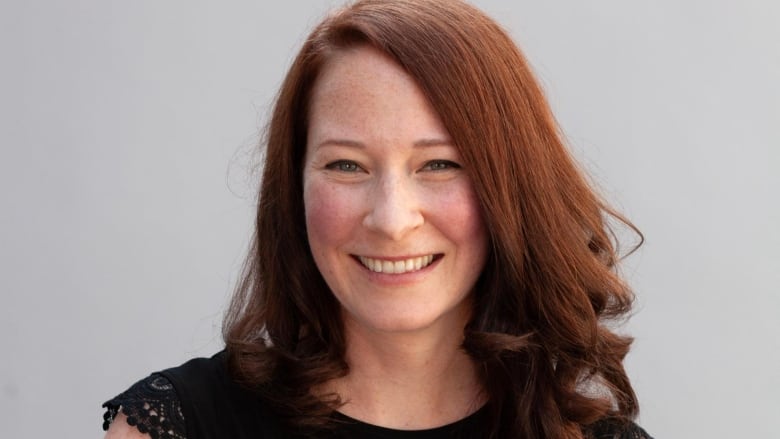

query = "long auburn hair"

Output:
[[224, 1, 642, 437]]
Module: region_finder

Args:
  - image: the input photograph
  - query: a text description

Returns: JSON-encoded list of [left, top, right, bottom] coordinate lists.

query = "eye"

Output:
[[325, 160, 362, 172], [421, 160, 461, 171]]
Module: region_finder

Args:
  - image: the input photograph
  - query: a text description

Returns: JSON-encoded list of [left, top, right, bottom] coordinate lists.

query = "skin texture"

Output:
[[303, 45, 488, 428], [303, 45, 488, 337]]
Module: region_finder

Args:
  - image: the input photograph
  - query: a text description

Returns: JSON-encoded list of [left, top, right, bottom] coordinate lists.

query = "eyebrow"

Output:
[[315, 138, 454, 150]]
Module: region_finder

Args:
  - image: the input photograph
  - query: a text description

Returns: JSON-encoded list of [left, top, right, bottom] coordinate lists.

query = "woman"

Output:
[[103, 1, 652, 438]]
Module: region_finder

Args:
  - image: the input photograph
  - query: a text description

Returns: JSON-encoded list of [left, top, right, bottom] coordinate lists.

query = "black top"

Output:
[[102, 351, 653, 439]]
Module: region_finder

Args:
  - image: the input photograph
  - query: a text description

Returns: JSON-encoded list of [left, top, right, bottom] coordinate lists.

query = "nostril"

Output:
[[362, 187, 424, 239]]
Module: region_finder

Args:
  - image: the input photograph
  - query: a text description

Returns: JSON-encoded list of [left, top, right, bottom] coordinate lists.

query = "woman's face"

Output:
[[303, 46, 487, 335]]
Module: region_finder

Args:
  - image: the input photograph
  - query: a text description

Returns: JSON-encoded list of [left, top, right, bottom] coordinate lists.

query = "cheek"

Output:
[[430, 184, 486, 241], [303, 178, 358, 253]]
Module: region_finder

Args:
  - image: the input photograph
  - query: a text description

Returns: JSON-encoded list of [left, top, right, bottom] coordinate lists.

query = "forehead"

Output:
[[307, 45, 449, 141], [313, 45, 408, 92]]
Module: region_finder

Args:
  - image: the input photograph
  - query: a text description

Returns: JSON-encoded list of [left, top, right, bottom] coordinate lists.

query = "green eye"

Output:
[[423, 160, 460, 171], [326, 160, 361, 172]]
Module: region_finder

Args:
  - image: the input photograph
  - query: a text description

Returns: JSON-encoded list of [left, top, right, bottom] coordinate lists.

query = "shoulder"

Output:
[[102, 372, 186, 438], [102, 351, 283, 439], [155, 351, 230, 407], [104, 413, 159, 439], [588, 418, 654, 439]]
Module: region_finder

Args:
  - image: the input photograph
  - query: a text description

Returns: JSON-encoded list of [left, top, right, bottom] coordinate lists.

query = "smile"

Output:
[[357, 255, 437, 274]]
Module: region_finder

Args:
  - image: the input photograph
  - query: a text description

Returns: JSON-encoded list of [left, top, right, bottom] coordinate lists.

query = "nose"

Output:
[[362, 174, 424, 240]]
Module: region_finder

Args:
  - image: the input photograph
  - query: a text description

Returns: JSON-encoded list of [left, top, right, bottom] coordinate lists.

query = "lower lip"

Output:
[[353, 255, 441, 285]]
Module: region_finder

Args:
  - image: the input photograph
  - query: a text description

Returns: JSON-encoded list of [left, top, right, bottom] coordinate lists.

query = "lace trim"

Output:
[[102, 373, 187, 439]]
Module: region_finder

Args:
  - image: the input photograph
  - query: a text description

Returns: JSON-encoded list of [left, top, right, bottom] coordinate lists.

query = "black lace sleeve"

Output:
[[102, 373, 187, 439]]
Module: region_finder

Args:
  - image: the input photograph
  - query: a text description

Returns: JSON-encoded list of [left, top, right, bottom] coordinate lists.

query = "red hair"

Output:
[[224, 1, 642, 437]]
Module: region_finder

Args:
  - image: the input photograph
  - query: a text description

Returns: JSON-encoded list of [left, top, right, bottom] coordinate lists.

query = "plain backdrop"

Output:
[[1, 1, 778, 437]]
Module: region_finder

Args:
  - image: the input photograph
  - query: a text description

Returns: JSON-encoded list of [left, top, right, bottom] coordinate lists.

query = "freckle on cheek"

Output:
[[306, 189, 348, 233]]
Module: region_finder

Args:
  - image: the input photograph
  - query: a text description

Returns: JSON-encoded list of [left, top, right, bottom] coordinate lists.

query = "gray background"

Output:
[[1, 1, 778, 437]]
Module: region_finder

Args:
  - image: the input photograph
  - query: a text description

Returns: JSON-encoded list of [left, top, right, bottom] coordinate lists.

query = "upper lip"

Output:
[[352, 254, 438, 261]]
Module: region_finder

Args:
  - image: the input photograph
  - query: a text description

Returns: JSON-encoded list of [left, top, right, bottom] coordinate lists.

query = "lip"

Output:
[[351, 254, 443, 281], [355, 254, 437, 261]]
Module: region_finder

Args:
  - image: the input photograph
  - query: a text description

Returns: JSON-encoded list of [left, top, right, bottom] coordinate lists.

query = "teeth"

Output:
[[358, 255, 435, 274]]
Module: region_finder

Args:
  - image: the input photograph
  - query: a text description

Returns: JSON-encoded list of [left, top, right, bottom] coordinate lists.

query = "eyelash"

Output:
[[324, 159, 461, 173], [421, 160, 460, 171], [325, 160, 362, 172]]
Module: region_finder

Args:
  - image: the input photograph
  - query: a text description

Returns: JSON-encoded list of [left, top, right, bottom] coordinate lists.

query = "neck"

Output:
[[323, 316, 485, 430]]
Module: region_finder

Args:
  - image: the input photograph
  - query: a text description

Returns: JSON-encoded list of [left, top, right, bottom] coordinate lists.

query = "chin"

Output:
[[347, 305, 469, 335]]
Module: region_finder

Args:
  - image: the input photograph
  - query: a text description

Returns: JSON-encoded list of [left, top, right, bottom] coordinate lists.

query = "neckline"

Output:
[[330, 404, 487, 435]]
